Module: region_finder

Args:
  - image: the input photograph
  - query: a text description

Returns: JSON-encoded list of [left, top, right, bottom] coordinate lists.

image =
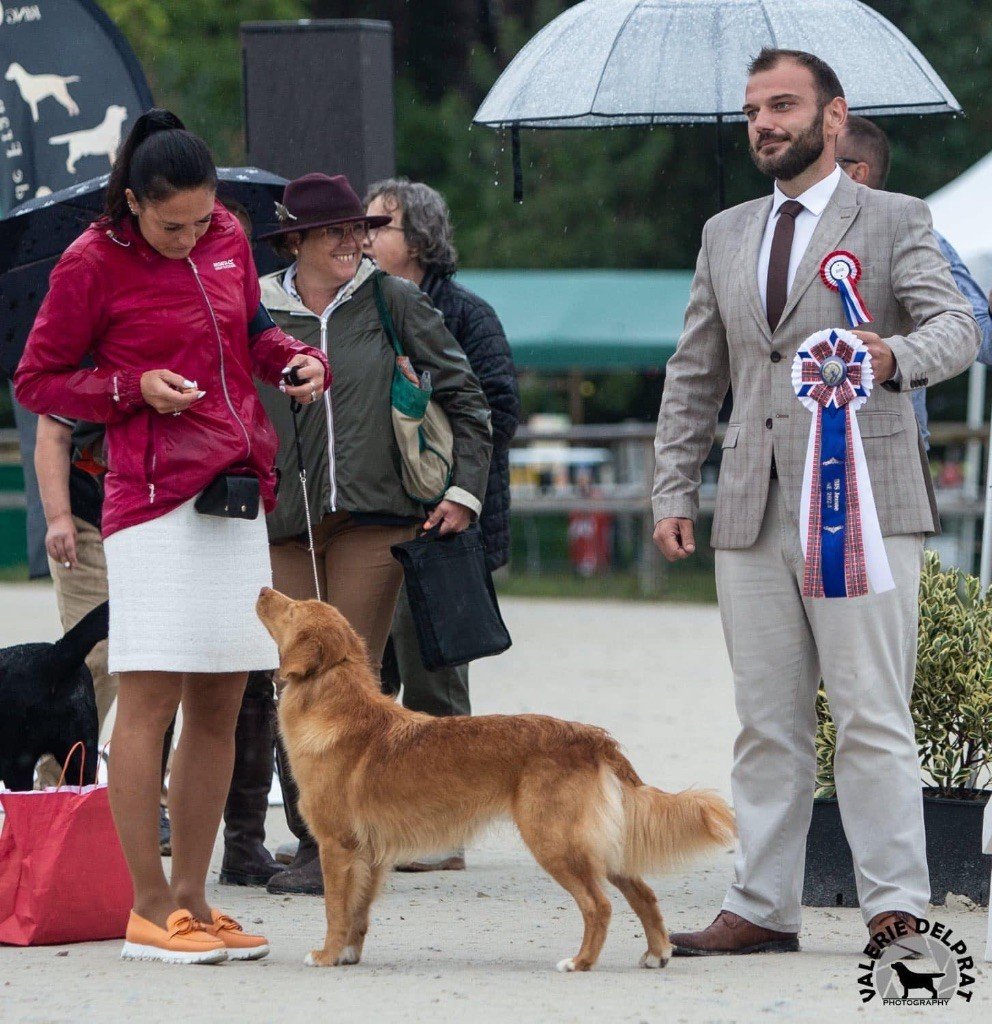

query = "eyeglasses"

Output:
[[316, 222, 370, 245], [365, 224, 406, 243]]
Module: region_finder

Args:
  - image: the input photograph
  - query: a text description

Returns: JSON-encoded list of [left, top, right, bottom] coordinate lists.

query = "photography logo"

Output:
[[857, 917, 976, 1005]]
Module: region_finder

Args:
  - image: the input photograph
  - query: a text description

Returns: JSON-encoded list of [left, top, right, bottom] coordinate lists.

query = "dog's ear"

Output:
[[278, 632, 326, 685]]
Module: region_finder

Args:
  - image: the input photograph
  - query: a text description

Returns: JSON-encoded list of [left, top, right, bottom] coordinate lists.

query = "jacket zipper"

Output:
[[188, 257, 252, 462], [319, 315, 338, 512], [145, 416, 157, 504]]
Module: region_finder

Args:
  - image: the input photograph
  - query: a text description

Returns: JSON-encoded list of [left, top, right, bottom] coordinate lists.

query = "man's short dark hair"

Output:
[[842, 115, 891, 188], [748, 48, 845, 107]]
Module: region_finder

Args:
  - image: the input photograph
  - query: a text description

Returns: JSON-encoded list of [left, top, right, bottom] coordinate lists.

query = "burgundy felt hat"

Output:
[[256, 172, 390, 239]]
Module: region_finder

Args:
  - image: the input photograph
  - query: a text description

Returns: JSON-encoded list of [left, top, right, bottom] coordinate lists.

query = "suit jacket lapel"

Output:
[[777, 172, 862, 331], [742, 197, 773, 344]]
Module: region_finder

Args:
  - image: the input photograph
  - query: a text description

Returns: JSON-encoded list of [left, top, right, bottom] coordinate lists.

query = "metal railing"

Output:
[[508, 421, 989, 589]]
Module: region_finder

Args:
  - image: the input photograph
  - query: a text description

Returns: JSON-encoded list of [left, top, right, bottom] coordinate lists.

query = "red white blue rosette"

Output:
[[820, 251, 873, 327], [792, 328, 894, 599]]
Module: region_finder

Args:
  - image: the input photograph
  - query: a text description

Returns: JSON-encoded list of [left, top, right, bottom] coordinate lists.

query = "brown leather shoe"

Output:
[[866, 911, 924, 959], [671, 910, 799, 956]]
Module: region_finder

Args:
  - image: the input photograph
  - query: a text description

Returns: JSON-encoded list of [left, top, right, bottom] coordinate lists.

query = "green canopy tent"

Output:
[[456, 270, 692, 371]]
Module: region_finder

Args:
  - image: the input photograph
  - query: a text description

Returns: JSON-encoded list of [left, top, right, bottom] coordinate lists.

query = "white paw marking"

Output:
[[304, 952, 316, 967], [335, 945, 359, 965], [639, 952, 665, 968], [556, 957, 577, 973]]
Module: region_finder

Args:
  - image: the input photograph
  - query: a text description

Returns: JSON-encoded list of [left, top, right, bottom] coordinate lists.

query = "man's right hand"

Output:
[[140, 369, 205, 415], [46, 512, 78, 569], [653, 517, 696, 561]]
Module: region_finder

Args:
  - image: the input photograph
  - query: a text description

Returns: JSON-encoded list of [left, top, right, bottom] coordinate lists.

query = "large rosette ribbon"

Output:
[[792, 328, 894, 599]]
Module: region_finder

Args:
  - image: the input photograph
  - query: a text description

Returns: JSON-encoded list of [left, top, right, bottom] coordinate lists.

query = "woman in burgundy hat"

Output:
[[254, 172, 493, 896]]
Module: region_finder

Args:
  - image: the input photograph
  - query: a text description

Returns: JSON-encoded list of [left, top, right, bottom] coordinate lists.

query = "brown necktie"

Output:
[[766, 199, 805, 331]]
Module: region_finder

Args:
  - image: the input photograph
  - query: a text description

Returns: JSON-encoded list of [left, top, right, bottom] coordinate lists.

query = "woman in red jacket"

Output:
[[15, 110, 329, 965]]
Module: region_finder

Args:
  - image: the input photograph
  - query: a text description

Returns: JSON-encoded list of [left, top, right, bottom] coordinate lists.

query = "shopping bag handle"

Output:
[[54, 741, 87, 790]]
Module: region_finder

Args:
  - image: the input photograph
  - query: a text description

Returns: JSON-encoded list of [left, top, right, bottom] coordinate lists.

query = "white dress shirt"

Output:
[[757, 164, 842, 307]]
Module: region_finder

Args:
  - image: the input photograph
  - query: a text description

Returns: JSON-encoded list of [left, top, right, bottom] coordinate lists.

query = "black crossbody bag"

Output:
[[194, 472, 260, 520]]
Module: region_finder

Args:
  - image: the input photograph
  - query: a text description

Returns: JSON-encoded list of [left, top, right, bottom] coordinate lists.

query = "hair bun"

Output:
[[132, 108, 186, 146]]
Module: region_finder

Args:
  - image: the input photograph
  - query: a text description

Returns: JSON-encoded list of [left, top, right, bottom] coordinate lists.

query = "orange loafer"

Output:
[[120, 909, 228, 964], [204, 910, 270, 961]]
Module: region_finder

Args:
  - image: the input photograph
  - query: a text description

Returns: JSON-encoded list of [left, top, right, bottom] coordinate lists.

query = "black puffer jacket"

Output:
[[423, 270, 520, 570]]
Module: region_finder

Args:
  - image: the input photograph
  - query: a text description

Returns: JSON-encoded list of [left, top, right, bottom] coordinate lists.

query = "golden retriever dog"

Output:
[[256, 588, 735, 972]]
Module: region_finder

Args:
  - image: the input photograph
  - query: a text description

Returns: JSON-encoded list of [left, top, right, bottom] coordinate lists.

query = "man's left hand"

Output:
[[852, 330, 896, 383], [424, 499, 472, 536]]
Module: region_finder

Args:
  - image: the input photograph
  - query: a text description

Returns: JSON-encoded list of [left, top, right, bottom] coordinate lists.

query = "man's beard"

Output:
[[750, 108, 825, 181]]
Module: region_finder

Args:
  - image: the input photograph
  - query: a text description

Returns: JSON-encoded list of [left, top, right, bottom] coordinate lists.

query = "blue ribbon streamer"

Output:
[[819, 404, 848, 597]]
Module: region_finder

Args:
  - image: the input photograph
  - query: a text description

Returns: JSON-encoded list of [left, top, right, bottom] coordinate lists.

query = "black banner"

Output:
[[0, 0, 151, 213]]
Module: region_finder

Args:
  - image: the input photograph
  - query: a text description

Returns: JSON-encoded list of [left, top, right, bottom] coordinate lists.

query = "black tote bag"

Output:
[[390, 524, 512, 670]]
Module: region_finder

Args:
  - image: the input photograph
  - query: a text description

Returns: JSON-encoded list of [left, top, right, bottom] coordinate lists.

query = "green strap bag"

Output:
[[373, 273, 454, 505]]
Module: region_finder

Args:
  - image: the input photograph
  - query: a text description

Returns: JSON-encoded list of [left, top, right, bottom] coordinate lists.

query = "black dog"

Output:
[[890, 960, 945, 999], [0, 601, 108, 790]]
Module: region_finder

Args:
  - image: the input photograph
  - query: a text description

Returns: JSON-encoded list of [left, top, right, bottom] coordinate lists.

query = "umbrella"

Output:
[[0, 167, 289, 378], [473, 0, 961, 203]]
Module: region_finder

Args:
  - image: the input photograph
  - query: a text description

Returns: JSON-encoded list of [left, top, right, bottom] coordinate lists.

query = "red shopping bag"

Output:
[[0, 743, 132, 945]]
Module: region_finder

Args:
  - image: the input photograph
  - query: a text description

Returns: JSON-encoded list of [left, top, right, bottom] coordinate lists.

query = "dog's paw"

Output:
[[555, 957, 592, 973], [638, 951, 669, 969], [304, 947, 360, 967]]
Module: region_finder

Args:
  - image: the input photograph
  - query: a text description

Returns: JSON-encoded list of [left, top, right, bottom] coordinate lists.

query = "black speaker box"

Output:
[[241, 19, 395, 196]]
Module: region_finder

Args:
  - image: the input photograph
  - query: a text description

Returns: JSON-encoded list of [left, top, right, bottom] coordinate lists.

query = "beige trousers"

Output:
[[715, 482, 928, 931], [37, 516, 117, 787]]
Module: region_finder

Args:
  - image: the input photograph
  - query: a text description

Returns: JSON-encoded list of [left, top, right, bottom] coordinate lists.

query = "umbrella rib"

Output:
[[858, 4, 956, 105], [756, 0, 779, 49], [589, 0, 645, 117]]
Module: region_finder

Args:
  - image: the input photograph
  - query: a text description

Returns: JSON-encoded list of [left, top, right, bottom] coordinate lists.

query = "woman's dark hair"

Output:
[[268, 228, 307, 262], [105, 108, 217, 224]]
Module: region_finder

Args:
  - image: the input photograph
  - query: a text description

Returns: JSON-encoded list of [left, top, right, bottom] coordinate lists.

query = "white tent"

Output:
[[927, 150, 992, 293]]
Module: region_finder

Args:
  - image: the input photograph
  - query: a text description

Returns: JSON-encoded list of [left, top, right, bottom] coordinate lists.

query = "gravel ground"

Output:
[[1, 583, 988, 1022]]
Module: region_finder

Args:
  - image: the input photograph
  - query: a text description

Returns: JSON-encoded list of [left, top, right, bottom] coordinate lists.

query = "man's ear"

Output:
[[825, 96, 848, 140], [849, 161, 872, 185], [279, 635, 325, 684]]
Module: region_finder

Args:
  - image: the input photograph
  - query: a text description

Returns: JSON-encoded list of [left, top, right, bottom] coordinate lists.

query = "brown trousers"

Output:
[[269, 512, 417, 678]]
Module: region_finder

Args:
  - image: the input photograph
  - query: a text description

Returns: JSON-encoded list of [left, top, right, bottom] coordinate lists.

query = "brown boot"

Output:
[[866, 911, 924, 959], [671, 911, 799, 956], [395, 849, 466, 872]]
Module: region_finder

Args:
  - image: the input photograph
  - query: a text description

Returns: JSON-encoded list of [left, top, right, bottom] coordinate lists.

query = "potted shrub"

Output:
[[804, 550, 992, 907]]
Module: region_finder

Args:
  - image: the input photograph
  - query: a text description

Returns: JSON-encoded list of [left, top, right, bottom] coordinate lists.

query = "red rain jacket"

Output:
[[15, 203, 329, 538]]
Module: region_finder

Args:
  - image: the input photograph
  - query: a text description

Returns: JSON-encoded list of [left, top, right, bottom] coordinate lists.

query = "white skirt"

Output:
[[104, 497, 278, 674]]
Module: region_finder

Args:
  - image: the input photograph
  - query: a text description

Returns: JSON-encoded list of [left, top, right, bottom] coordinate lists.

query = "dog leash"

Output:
[[290, 397, 322, 601]]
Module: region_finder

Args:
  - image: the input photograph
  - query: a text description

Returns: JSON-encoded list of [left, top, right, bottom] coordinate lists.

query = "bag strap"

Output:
[[290, 397, 322, 600], [372, 272, 404, 358], [55, 740, 86, 790]]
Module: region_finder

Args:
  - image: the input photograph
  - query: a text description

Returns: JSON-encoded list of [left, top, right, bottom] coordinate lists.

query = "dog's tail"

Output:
[[52, 601, 109, 677], [48, 133, 73, 144], [64, 76, 81, 84], [618, 782, 735, 876]]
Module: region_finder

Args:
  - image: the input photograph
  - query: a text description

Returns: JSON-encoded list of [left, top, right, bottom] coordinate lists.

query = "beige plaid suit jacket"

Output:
[[652, 171, 980, 549]]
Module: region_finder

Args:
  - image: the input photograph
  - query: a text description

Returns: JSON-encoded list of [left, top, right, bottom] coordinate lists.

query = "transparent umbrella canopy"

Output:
[[474, 0, 961, 203]]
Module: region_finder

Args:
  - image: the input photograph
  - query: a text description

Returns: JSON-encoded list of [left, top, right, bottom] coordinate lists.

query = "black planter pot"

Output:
[[803, 790, 991, 908]]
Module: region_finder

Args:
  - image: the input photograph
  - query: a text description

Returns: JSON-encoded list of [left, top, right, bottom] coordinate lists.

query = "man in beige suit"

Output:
[[653, 48, 979, 956]]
